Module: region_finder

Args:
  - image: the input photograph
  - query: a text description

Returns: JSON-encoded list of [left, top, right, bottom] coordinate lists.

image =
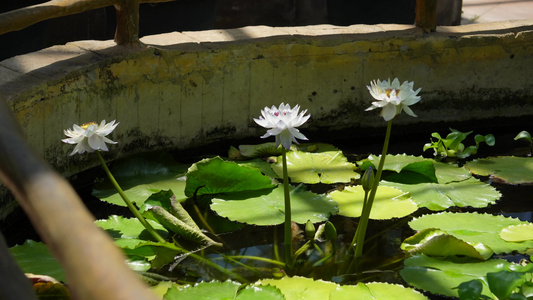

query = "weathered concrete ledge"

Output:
[[1, 21, 533, 181]]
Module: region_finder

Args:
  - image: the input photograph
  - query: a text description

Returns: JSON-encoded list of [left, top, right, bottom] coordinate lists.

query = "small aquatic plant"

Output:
[[423, 128, 495, 159]]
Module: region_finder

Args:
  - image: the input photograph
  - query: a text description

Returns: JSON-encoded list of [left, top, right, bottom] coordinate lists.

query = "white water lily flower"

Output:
[[62, 120, 119, 156], [254, 103, 310, 150], [366, 78, 422, 121]]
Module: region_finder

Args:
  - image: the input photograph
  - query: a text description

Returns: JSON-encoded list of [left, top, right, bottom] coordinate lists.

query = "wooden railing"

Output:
[[0, 0, 438, 47], [0, 0, 177, 45]]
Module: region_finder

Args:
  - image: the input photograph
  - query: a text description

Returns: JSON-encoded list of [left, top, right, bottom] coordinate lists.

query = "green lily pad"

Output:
[[407, 212, 533, 254], [95, 215, 169, 248], [236, 158, 279, 179], [259, 276, 427, 300], [401, 228, 493, 260], [164, 281, 284, 300], [185, 156, 276, 197], [331, 282, 428, 300], [259, 276, 338, 300], [360, 154, 438, 183], [329, 185, 418, 219], [382, 177, 500, 211], [93, 153, 189, 207], [433, 162, 472, 183], [400, 254, 530, 298], [500, 224, 533, 242], [211, 184, 337, 225], [271, 144, 359, 184], [239, 142, 294, 158], [465, 156, 533, 185], [9, 240, 65, 282]]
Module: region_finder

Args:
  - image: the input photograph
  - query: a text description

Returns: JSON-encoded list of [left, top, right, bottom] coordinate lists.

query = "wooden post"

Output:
[[114, 0, 142, 45], [415, 0, 438, 32]]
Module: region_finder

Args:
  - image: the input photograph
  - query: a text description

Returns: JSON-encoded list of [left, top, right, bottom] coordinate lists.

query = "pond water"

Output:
[[2, 118, 533, 299]]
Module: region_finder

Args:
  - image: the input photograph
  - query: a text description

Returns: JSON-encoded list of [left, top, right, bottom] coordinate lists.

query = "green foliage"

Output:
[[456, 268, 533, 300], [500, 224, 533, 242], [93, 153, 189, 206], [185, 156, 276, 197], [515, 130, 532, 154], [164, 281, 285, 300], [406, 212, 533, 254], [9, 240, 65, 282], [329, 185, 418, 219], [359, 154, 438, 184], [401, 254, 533, 298], [210, 184, 337, 225], [423, 128, 495, 159], [466, 156, 533, 185], [259, 276, 427, 300], [271, 143, 359, 184], [383, 177, 500, 211], [402, 228, 493, 260]]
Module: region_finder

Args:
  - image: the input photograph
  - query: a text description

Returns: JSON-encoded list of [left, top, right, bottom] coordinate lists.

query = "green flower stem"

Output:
[[347, 190, 369, 256], [282, 148, 293, 266], [352, 120, 393, 262], [273, 226, 281, 262], [95, 151, 166, 244], [220, 255, 286, 267]]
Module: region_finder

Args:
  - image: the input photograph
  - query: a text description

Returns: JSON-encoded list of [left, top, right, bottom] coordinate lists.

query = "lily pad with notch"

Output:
[[271, 143, 359, 184], [465, 156, 533, 185], [210, 184, 337, 226]]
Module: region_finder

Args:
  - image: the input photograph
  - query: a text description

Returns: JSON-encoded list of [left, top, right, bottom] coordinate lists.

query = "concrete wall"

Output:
[[1, 21, 533, 181]]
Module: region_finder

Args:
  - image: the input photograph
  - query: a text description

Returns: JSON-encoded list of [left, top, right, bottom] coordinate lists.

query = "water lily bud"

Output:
[[305, 220, 315, 240], [324, 221, 337, 243], [361, 167, 374, 192]]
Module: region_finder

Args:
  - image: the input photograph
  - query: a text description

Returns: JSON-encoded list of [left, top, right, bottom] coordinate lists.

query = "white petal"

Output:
[[381, 104, 398, 121], [279, 130, 293, 150], [402, 104, 418, 117], [88, 134, 104, 150]]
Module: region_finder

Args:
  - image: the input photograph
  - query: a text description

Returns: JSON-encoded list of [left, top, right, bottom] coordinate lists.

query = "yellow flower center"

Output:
[[81, 122, 97, 129], [385, 89, 400, 98]]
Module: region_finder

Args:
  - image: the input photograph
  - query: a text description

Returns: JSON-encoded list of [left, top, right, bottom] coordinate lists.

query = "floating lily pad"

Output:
[[360, 154, 438, 183], [259, 276, 427, 300], [402, 228, 493, 260], [239, 142, 293, 158], [236, 158, 279, 178], [259, 276, 339, 300], [382, 177, 500, 211], [465, 156, 533, 185], [185, 156, 276, 197], [164, 280, 284, 300], [433, 162, 472, 183], [331, 282, 428, 300], [407, 212, 533, 254], [211, 184, 337, 225], [95, 215, 168, 248], [400, 254, 530, 298], [271, 144, 358, 184], [329, 185, 418, 219], [9, 240, 65, 282], [500, 223, 533, 242], [93, 153, 189, 207]]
